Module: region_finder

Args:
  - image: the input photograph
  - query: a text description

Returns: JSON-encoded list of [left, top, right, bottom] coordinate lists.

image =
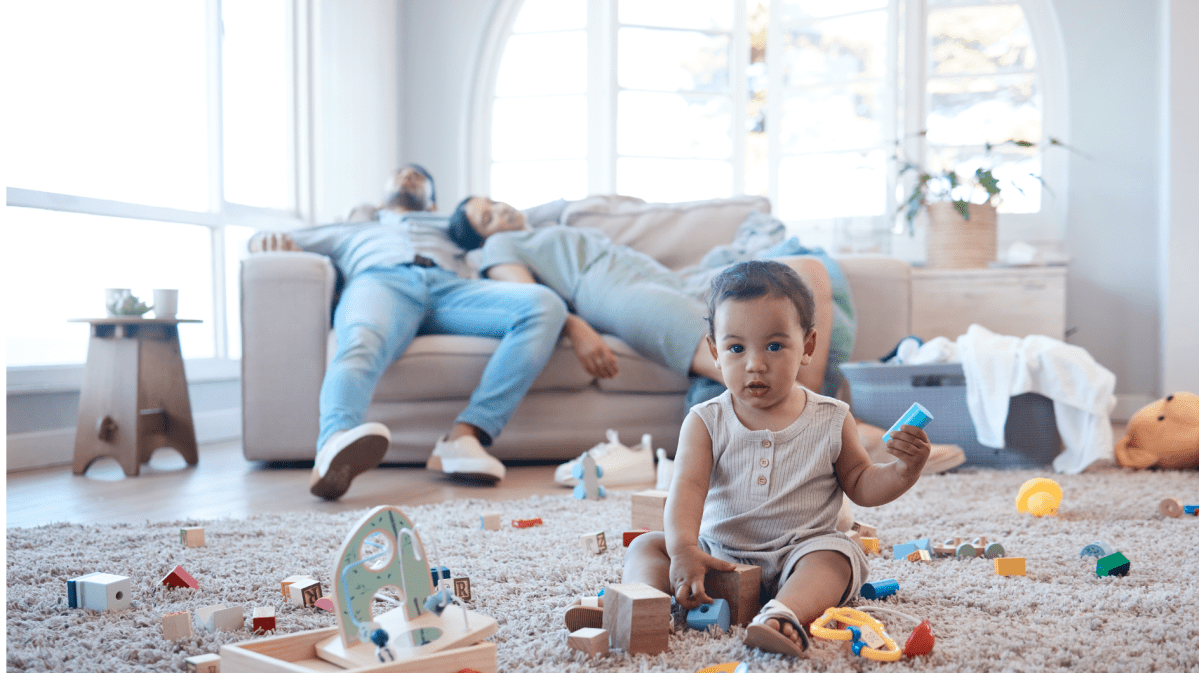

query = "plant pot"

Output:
[[925, 202, 997, 269]]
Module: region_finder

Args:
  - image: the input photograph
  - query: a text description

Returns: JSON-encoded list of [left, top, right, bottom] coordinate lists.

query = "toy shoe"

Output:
[[554, 429, 655, 487], [310, 422, 390, 500], [427, 434, 506, 483]]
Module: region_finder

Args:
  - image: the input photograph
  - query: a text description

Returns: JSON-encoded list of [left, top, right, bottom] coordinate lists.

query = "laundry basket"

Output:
[[839, 362, 1061, 469]]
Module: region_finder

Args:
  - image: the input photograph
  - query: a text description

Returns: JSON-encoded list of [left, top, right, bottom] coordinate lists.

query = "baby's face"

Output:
[[708, 294, 814, 413]]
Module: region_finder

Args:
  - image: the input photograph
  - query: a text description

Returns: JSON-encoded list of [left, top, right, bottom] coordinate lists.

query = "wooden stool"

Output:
[[70, 318, 201, 476]]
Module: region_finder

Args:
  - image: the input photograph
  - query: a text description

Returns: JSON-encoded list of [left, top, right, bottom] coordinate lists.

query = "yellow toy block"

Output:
[[995, 557, 1026, 576], [861, 537, 880, 553], [906, 549, 931, 562]]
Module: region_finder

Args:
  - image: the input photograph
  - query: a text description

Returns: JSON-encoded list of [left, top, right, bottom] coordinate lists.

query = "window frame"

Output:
[[5, 0, 314, 392], [466, 0, 1069, 245]]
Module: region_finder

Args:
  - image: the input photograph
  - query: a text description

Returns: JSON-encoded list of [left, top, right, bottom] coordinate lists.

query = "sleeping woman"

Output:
[[446, 196, 834, 395]]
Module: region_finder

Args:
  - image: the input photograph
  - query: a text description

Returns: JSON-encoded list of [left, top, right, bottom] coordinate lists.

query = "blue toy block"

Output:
[[883, 402, 933, 443], [860, 579, 899, 600], [686, 598, 731, 633], [912, 538, 931, 551], [1184, 505, 1198, 515], [430, 565, 451, 585], [892, 542, 918, 560]]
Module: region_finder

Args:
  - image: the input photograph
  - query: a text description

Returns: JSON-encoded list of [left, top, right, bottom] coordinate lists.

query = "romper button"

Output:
[[761, 439, 772, 448], [757, 476, 767, 486], [760, 458, 769, 467]]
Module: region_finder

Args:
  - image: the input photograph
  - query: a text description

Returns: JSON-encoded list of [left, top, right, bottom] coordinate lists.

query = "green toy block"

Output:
[[1096, 551, 1130, 577]]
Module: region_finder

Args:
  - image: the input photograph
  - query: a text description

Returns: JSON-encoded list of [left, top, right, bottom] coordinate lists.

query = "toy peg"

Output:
[[567, 627, 609, 658], [1159, 497, 1184, 518], [180, 527, 206, 547]]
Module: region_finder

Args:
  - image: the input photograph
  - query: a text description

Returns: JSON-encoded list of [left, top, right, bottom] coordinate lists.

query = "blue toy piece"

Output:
[[572, 484, 608, 499], [1079, 541, 1114, 558], [571, 461, 604, 480], [912, 538, 931, 551], [1185, 505, 1198, 515], [430, 565, 451, 586], [860, 579, 899, 600], [422, 587, 455, 615], [892, 542, 917, 560], [572, 452, 605, 500], [883, 402, 934, 443], [686, 598, 731, 633]]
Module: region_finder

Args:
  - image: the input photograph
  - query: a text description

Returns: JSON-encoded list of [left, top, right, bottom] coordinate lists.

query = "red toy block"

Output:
[[623, 529, 651, 546], [162, 564, 199, 590]]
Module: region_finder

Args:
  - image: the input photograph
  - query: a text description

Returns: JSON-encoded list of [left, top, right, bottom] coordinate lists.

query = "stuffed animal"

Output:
[[1114, 392, 1199, 469]]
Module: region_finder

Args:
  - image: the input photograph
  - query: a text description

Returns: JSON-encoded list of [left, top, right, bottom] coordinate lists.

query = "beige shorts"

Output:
[[698, 531, 869, 606]]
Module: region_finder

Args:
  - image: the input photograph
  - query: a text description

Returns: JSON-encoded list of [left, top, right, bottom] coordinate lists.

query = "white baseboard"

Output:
[[5, 408, 242, 473], [1112, 394, 1155, 422]]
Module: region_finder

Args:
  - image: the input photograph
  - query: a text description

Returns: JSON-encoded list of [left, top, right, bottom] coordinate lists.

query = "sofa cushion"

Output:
[[329, 333, 690, 403], [561, 195, 771, 271]]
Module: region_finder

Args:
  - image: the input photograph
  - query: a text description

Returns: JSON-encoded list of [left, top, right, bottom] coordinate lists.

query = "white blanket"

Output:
[[955, 324, 1117, 473]]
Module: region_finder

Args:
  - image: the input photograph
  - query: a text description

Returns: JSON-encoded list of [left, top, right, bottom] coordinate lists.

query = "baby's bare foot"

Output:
[[765, 617, 802, 644]]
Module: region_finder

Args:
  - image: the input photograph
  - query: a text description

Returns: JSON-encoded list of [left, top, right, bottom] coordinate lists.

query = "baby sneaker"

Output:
[[554, 429, 655, 487]]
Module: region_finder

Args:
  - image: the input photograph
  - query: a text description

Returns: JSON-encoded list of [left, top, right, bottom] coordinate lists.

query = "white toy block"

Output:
[[162, 610, 194, 640], [213, 605, 244, 632], [580, 531, 608, 554], [69, 572, 131, 611], [196, 604, 226, 632], [180, 527, 206, 547], [184, 653, 220, 673], [289, 577, 322, 607], [480, 511, 501, 530], [280, 574, 312, 599]]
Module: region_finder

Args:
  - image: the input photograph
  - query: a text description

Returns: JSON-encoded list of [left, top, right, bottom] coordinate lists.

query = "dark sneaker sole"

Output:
[[309, 434, 389, 500]]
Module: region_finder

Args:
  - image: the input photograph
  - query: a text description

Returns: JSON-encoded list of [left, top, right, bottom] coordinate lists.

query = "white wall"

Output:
[[399, 0, 1193, 409]]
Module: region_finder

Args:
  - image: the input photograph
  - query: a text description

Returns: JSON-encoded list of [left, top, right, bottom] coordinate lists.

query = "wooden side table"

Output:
[[70, 318, 202, 476]]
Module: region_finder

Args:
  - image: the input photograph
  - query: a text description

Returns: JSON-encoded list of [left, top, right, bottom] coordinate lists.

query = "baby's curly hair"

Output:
[[706, 260, 816, 341]]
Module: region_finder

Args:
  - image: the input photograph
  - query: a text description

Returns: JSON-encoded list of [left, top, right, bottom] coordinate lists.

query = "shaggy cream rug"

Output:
[[6, 467, 1198, 672]]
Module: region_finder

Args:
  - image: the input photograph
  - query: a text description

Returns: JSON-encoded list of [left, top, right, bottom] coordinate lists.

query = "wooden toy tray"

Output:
[[220, 627, 497, 673]]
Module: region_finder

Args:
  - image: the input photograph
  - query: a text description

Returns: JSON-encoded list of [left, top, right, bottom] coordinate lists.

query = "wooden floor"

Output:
[[5, 441, 576, 528]]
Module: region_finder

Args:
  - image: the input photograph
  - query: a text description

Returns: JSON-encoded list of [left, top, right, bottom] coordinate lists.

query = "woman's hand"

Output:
[[668, 545, 737, 610], [565, 315, 619, 379]]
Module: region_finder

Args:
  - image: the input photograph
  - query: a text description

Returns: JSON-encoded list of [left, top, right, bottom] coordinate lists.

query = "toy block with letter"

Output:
[[631, 490, 668, 532], [162, 610, 194, 640], [252, 606, 276, 633], [162, 565, 199, 590], [184, 653, 220, 673], [67, 572, 131, 611], [994, 557, 1026, 576], [289, 578, 322, 607], [603, 583, 671, 655], [704, 563, 761, 627], [453, 577, 472, 602], [180, 527, 205, 547], [851, 521, 878, 538], [567, 627, 609, 658], [580, 531, 607, 554], [280, 574, 312, 599], [906, 549, 931, 562]]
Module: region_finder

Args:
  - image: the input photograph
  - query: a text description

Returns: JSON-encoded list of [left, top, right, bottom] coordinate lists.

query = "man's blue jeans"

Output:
[[316, 265, 568, 452]]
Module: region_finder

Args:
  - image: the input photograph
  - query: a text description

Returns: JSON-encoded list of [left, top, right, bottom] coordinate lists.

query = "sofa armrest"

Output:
[[240, 252, 336, 461], [833, 254, 912, 362]]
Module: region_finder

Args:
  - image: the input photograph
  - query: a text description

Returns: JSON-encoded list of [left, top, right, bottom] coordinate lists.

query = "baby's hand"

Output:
[[886, 425, 931, 479], [668, 546, 737, 610]]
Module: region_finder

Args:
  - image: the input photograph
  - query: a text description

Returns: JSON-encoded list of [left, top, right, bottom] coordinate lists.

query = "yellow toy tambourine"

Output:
[[809, 607, 903, 662]]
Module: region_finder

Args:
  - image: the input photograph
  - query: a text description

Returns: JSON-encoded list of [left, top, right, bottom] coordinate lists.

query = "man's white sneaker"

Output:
[[554, 429, 656, 488], [309, 422, 391, 500], [427, 435, 506, 483]]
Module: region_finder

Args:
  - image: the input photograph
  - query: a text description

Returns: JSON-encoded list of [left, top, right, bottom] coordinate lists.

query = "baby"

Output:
[[622, 260, 930, 657]]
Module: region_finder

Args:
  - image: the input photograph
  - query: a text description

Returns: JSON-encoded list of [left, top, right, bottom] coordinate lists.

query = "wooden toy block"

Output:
[[851, 521, 878, 538], [252, 606, 276, 633], [906, 549, 931, 562], [1160, 497, 1183, 518], [184, 653, 220, 673], [704, 563, 761, 627], [212, 605, 244, 632], [162, 564, 199, 590], [180, 526, 205, 547], [480, 511, 501, 530], [580, 531, 608, 554], [631, 490, 668, 532], [567, 627, 609, 658], [68, 572, 131, 611], [623, 529, 651, 546], [1096, 552, 1130, 577], [602, 583, 671, 655], [861, 537, 880, 553], [280, 574, 312, 599], [453, 577, 472, 602], [196, 604, 226, 632], [288, 577, 322, 607], [994, 557, 1026, 576], [313, 596, 336, 612], [162, 610, 194, 640]]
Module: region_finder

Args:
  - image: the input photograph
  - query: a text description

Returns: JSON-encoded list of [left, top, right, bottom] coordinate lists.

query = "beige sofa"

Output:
[[240, 196, 913, 463]]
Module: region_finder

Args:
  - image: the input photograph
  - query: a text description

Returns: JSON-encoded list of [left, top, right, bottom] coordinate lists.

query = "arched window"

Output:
[[468, 0, 1067, 252]]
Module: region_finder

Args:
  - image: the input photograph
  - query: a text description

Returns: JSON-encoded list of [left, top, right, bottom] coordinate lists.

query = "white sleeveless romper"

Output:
[[693, 388, 869, 603]]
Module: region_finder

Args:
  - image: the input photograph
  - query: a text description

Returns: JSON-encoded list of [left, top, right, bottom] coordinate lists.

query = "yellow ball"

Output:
[[1026, 491, 1059, 517]]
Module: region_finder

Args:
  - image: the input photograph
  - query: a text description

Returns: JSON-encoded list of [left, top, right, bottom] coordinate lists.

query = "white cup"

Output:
[[153, 289, 179, 319], [105, 288, 132, 316]]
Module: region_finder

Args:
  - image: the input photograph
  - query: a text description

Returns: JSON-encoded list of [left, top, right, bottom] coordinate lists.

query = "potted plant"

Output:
[[896, 136, 1067, 268]]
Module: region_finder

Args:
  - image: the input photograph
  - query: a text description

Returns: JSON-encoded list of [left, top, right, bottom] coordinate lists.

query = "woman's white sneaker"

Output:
[[427, 435, 506, 483]]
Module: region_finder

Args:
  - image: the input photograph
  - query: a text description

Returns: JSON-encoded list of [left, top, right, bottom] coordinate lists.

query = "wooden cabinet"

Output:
[[911, 266, 1067, 341]]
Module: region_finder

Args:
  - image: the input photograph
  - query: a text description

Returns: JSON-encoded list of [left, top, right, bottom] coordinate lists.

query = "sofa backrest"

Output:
[[561, 195, 772, 270]]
